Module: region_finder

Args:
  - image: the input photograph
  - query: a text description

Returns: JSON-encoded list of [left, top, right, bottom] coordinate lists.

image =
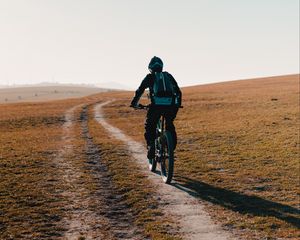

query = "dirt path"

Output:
[[94, 101, 236, 240], [55, 104, 143, 240], [80, 105, 143, 240], [57, 104, 104, 240]]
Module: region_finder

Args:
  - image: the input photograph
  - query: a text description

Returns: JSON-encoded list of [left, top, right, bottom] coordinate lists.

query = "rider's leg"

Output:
[[144, 106, 161, 158]]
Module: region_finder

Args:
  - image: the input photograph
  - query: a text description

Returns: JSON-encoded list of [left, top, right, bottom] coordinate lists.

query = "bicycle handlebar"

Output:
[[130, 104, 183, 110]]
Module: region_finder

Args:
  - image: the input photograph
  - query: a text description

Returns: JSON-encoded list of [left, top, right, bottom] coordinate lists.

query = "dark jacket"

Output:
[[131, 72, 182, 106]]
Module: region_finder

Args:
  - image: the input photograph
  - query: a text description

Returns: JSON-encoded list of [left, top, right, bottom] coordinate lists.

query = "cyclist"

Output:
[[130, 56, 182, 161]]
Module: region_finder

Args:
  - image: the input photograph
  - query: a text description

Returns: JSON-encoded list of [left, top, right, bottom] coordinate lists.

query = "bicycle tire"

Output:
[[160, 131, 174, 184]]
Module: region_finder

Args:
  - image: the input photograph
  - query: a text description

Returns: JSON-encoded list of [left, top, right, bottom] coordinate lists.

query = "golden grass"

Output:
[[1, 74, 298, 239], [100, 74, 300, 239], [0, 95, 181, 239], [0, 102, 68, 239], [0, 97, 98, 238]]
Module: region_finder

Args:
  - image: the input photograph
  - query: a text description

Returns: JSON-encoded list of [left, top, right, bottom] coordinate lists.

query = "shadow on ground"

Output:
[[172, 175, 300, 228]]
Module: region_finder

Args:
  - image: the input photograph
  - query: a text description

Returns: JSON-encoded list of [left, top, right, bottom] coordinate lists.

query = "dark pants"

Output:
[[144, 105, 179, 149]]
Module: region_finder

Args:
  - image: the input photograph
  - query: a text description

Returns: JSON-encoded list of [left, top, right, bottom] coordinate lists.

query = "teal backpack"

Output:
[[152, 72, 176, 106]]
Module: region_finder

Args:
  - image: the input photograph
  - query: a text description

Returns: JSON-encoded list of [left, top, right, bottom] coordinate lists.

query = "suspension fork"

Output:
[[156, 115, 165, 159], [157, 115, 165, 141], [161, 115, 165, 133]]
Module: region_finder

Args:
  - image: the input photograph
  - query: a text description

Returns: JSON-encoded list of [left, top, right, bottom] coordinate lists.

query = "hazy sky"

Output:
[[0, 0, 299, 88]]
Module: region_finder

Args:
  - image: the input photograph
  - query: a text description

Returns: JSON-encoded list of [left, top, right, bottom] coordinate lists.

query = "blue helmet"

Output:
[[148, 56, 163, 73]]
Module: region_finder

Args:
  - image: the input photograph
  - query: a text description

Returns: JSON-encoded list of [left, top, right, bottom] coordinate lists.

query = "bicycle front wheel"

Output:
[[160, 131, 174, 184]]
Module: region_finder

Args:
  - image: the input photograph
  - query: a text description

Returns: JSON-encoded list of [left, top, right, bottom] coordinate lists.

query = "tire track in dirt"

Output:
[[56, 104, 143, 240], [57, 104, 106, 240], [94, 101, 236, 240], [80, 105, 144, 240]]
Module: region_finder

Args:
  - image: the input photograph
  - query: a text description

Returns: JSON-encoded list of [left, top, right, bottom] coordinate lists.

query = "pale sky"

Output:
[[0, 0, 299, 88]]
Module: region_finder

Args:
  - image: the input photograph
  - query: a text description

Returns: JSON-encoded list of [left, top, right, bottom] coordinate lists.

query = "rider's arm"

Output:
[[130, 74, 151, 107]]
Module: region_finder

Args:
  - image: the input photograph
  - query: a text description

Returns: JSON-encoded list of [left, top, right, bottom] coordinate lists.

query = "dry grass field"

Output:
[[0, 94, 180, 239], [0, 74, 299, 239], [0, 99, 76, 238], [102, 74, 299, 239]]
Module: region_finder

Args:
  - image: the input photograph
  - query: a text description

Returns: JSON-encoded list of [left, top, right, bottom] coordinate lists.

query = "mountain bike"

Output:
[[134, 104, 175, 184]]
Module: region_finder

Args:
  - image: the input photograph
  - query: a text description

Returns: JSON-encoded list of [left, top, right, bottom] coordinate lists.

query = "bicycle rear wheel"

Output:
[[160, 131, 174, 184]]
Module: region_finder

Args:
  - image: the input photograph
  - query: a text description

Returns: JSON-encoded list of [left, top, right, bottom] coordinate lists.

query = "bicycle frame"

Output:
[[132, 103, 175, 183]]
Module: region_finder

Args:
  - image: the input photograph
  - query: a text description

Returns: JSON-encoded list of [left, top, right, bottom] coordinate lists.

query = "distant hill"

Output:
[[0, 82, 133, 90], [0, 85, 108, 103], [95, 82, 133, 90], [0, 82, 98, 89]]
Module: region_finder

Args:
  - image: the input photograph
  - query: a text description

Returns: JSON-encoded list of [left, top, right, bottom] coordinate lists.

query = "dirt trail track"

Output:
[[58, 104, 105, 239], [94, 101, 236, 240], [57, 104, 142, 239]]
